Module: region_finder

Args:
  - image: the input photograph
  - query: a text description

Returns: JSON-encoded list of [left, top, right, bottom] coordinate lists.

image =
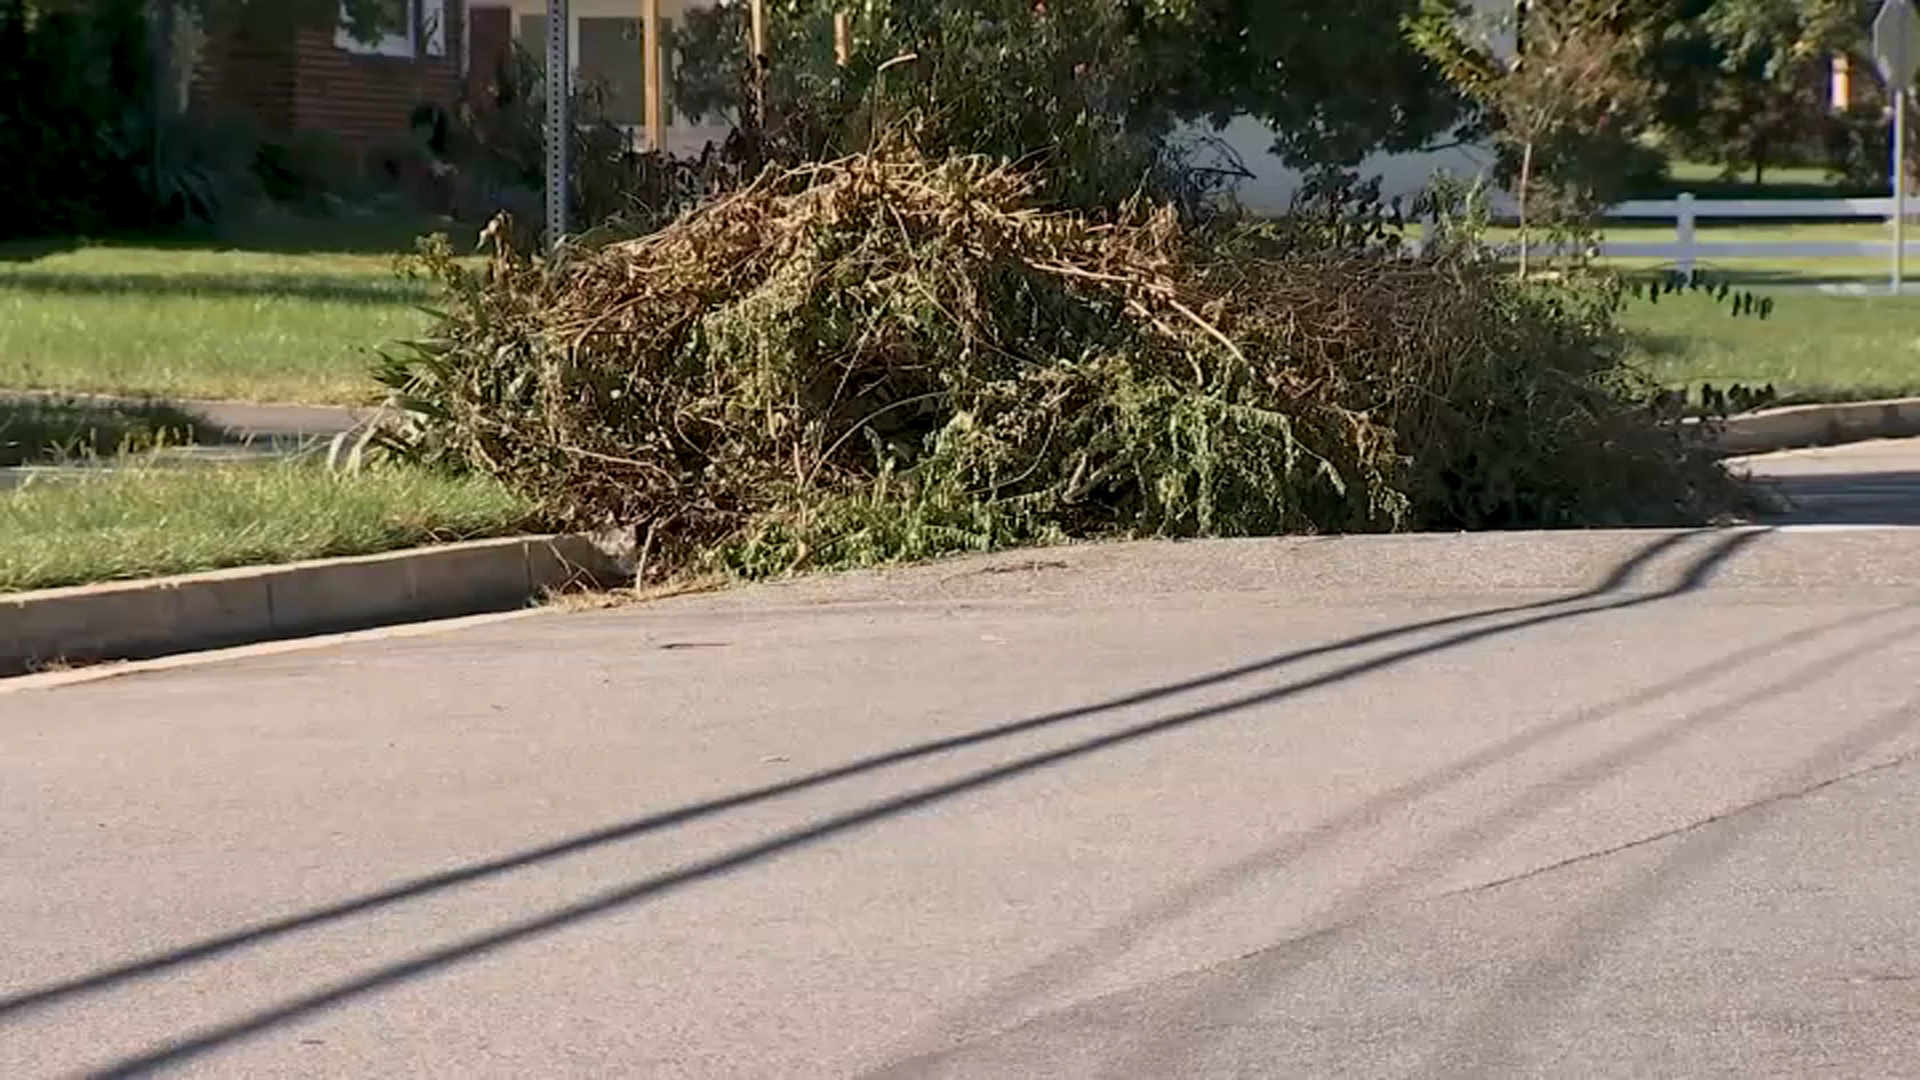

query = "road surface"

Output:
[[5, 472, 1920, 1076], [1735, 436, 1920, 526]]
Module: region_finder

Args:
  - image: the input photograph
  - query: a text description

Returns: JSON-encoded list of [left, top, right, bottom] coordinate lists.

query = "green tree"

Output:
[[1702, 0, 1865, 63], [671, 0, 1466, 193], [1121, 0, 1468, 168], [1408, 0, 1670, 274], [1679, 0, 1920, 188], [1663, 0, 1859, 182]]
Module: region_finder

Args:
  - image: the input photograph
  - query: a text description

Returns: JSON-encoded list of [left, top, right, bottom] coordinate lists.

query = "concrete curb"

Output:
[[1711, 397, 1920, 456], [0, 535, 631, 677]]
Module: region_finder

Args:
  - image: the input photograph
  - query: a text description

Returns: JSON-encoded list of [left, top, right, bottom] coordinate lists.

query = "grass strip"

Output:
[[0, 460, 535, 593]]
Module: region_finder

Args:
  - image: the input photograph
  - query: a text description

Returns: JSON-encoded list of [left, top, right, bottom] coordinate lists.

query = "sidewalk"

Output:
[[0, 390, 369, 439], [0, 391, 373, 488]]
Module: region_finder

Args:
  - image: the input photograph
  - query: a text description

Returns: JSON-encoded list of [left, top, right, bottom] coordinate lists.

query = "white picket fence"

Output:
[[1600, 193, 1920, 280]]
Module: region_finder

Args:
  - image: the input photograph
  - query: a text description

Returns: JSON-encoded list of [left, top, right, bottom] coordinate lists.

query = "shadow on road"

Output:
[[1755, 470, 1920, 526], [1427, 693, 1920, 1075], [892, 601, 1920, 1062], [0, 397, 350, 472], [1077, 604, 1920, 1078], [3, 528, 1804, 1075]]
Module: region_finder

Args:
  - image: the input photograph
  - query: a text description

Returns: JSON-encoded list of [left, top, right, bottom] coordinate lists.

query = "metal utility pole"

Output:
[[1899, 90, 1910, 294], [1874, 0, 1920, 293], [545, 0, 571, 251]]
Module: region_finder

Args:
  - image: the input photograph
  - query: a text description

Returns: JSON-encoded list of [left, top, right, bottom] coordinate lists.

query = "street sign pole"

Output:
[[1874, 0, 1920, 293], [545, 0, 570, 252], [1898, 89, 1908, 295]]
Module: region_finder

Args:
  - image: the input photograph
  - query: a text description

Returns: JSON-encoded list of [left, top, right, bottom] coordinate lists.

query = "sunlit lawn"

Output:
[[0, 218, 461, 404], [1592, 222, 1920, 402], [1471, 216, 1920, 402], [0, 459, 534, 592]]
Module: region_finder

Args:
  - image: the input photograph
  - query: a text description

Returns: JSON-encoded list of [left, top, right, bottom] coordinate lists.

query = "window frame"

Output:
[[334, 0, 446, 60]]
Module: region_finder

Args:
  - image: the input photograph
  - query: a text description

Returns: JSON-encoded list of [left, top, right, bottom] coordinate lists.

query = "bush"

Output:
[[1824, 104, 1905, 191], [0, 0, 258, 236], [1, 0, 144, 235], [415, 45, 733, 246], [372, 151, 1740, 581], [254, 129, 357, 208]]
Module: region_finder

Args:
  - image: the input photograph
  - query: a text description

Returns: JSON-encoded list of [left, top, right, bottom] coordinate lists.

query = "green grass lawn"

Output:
[[1584, 222, 1920, 402], [1636, 160, 1883, 202], [2, 202, 1913, 410], [1476, 217, 1920, 402], [0, 217, 462, 405], [0, 245, 427, 405], [0, 459, 535, 593], [1479, 158, 1920, 402], [1621, 288, 1920, 404]]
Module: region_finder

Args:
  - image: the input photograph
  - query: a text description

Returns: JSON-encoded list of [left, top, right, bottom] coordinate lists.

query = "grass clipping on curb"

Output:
[[382, 151, 1741, 582], [0, 462, 533, 592]]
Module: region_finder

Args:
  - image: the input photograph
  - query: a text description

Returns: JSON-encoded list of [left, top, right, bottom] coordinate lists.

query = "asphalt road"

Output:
[[1736, 437, 1920, 526], [6, 521, 1920, 1078]]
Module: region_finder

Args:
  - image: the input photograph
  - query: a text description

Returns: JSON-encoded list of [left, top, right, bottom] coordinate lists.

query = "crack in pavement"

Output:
[[892, 605, 1903, 1054], [1427, 695, 1920, 1075], [1100, 610, 1920, 1078], [878, 750, 1920, 1079], [1447, 749, 1920, 902]]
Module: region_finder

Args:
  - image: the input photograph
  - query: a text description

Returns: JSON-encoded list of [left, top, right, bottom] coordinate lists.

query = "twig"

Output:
[[802, 390, 954, 488]]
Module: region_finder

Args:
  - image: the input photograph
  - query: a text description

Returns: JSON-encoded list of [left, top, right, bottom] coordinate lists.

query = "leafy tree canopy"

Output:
[[676, 0, 1464, 170], [1702, 0, 1866, 74]]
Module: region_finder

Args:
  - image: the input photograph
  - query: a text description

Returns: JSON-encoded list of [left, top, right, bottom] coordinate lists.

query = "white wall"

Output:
[[1192, 117, 1514, 217], [1192, 0, 1517, 217]]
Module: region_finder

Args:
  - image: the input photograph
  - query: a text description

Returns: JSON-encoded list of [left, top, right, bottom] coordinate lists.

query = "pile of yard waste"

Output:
[[377, 150, 1739, 580]]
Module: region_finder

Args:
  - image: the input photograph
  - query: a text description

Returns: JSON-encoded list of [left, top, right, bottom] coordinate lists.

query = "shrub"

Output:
[[1, 0, 142, 235], [414, 45, 735, 246], [0, 0, 258, 236], [373, 151, 1740, 581], [254, 129, 357, 208]]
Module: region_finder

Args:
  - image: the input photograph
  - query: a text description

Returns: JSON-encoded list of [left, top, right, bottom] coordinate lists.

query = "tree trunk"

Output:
[[149, 0, 177, 119], [143, 0, 178, 209], [1517, 139, 1533, 278]]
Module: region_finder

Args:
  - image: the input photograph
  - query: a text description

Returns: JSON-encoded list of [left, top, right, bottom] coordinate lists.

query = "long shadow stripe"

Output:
[[0, 531, 1708, 1022], [1114, 605, 1920, 1078], [85, 531, 1759, 1076], [900, 603, 1896, 1049], [1429, 697, 1920, 1074]]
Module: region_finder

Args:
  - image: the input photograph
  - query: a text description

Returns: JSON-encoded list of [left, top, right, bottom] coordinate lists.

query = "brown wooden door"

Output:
[[466, 5, 514, 107]]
